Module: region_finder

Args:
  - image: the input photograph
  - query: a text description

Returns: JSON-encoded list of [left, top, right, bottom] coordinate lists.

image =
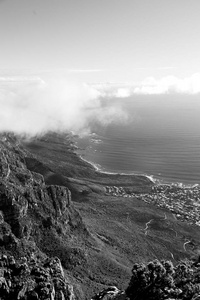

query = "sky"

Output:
[[1, 0, 200, 136], [1, 0, 200, 82]]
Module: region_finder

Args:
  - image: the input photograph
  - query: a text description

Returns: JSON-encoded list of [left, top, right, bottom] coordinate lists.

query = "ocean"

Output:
[[77, 94, 200, 185]]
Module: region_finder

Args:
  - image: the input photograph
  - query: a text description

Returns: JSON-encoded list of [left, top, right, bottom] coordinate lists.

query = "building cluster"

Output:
[[105, 183, 200, 226]]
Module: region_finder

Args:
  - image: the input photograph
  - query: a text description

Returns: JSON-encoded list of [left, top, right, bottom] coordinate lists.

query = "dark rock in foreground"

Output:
[[0, 133, 88, 252], [91, 286, 126, 300], [1, 132, 200, 300], [0, 254, 75, 300], [0, 133, 91, 299]]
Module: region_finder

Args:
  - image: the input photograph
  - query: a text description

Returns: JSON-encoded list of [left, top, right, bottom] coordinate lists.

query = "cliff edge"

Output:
[[0, 133, 91, 299]]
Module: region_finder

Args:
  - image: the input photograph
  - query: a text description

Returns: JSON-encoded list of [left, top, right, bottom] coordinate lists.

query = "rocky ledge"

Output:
[[0, 133, 132, 300], [0, 254, 75, 300], [2, 133, 200, 300], [0, 133, 91, 299]]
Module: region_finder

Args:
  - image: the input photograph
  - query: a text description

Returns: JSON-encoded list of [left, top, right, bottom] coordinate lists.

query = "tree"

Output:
[[126, 259, 200, 300], [126, 260, 175, 300]]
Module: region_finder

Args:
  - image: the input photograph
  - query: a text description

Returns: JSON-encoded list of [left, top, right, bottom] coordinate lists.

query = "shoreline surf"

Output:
[[76, 148, 199, 189], [77, 152, 179, 186]]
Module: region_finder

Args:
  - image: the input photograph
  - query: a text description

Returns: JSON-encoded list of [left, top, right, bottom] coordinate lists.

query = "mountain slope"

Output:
[[0, 132, 200, 299]]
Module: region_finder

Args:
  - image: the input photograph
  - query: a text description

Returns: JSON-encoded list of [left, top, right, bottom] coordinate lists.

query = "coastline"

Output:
[[79, 154, 200, 189], [75, 144, 199, 189], [74, 134, 176, 186], [77, 152, 158, 185]]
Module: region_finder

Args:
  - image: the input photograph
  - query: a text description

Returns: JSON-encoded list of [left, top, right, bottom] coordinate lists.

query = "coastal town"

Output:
[[105, 182, 200, 226]]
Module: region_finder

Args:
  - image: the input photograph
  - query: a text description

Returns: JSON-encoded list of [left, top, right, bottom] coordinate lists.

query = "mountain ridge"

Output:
[[0, 132, 200, 299]]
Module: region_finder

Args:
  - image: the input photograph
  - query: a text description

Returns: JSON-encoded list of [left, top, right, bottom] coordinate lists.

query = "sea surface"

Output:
[[77, 94, 200, 185]]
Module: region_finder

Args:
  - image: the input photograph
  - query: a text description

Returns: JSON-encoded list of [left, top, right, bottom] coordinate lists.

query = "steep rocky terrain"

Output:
[[1, 132, 200, 299], [0, 254, 75, 300], [0, 133, 133, 299], [0, 133, 92, 299]]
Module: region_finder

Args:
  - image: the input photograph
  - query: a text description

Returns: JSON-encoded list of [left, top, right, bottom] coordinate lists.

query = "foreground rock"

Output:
[[0, 254, 75, 300], [0, 133, 92, 298], [0, 133, 89, 251], [1, 132, 200, 299], [91, 287, 127, 300]]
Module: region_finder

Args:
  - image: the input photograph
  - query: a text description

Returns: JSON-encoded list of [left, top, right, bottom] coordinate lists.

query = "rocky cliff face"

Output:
[[0, 134, 87, 235], [0, 133, 91, 299], [0, 133, 135, 300], [0, 254, 75, 300], [91, 287, 126, 300]]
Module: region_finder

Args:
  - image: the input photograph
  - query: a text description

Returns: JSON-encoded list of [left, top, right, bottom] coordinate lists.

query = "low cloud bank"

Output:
[[0, 76, 128, 137], [1, 73, 200, 137], [92, 73, 200, 97], [135, 73, 200, 94]]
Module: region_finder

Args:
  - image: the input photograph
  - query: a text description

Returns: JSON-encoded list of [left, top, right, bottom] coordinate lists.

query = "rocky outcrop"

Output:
[[46, 185, 71, 218], [0, 133, 91, 298], [91, 287, 127, 300], [0, 133, 87, 240], [0, 254, 75, 300], [0, 181, 29, 238], [0, 133, 133, 300]]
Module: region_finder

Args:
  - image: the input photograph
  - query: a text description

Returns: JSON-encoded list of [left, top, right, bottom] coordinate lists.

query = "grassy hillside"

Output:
[[22, 132, 200, 299]]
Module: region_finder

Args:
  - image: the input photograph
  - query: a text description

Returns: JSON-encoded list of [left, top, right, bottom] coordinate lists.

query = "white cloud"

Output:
[[0, 76, 127, 137], [114, 88, 131, 98], [134, 73, 200, 94], [91, 73, 200, 97], [1, 72, 200, 137]]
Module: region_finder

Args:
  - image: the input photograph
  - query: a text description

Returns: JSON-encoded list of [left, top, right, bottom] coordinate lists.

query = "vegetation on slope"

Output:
[[1, 132, 200, 299], [126, 257, 200, 300]]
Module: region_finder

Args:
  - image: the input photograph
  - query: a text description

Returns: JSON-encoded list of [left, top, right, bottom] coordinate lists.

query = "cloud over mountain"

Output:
[[0, 76, 127, 137], [1, 73, 199, 137]]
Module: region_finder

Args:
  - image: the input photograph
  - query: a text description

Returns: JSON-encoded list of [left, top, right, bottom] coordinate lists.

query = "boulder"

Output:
[[0, 254, 76, 300], [91, 287, 127, 300]]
